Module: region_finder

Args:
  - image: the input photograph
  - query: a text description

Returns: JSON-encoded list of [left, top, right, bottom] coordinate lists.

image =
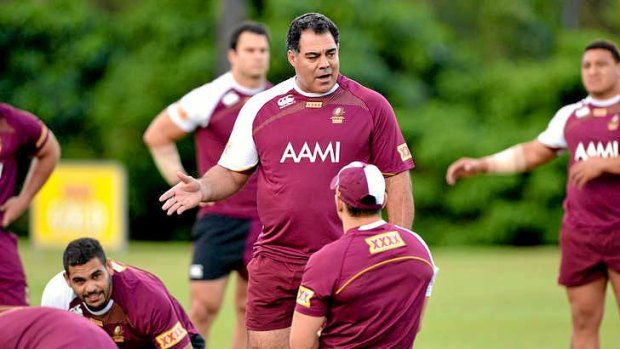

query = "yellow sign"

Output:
[[31, 161, 127, 251]]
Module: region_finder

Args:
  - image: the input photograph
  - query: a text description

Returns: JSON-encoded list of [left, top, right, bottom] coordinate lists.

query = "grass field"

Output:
[[19, 241, 620, 348]]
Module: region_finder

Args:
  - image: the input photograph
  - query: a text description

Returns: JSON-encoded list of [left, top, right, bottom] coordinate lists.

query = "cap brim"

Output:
[[329, 174, 339, 190]]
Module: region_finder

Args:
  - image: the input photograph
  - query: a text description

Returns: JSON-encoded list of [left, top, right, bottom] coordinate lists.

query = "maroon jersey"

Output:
[[0, 103, 48, 226], [0, 307, 116, 349], [68, 262, 197, 349], [169, 72, 271, 219], [537, 96, 620, 232], [220, 75, 415, 262], [295, 221, 437, 349]]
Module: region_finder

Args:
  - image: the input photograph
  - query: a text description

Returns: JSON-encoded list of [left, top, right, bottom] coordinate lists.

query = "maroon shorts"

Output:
[[245, 254, 305, 331], [0, 232, 28, 305], [558, 225, 620, 287]]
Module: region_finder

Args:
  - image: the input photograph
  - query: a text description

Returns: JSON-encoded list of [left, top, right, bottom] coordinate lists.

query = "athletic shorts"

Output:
[[558, 224, 620, 287], [0, 231, 28, 305], [189, 214, 261, 281], [245, 254, 306, 331]]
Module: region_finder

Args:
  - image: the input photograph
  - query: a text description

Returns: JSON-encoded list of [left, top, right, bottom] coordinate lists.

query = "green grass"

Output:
[[19, 242, 620, 348]]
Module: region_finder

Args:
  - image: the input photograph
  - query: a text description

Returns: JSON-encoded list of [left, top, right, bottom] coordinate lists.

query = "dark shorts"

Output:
[[189, 214, 261, 281], [245, 254, 306, 331], [0, 232, 28, 305], [558, 225, 620, 287]]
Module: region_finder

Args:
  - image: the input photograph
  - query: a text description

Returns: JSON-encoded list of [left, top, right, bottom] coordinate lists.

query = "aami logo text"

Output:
[[280, 141, 340, 163], [574, 141, 618, 161]]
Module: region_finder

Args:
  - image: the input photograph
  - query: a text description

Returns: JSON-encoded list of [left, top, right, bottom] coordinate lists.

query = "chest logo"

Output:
[[112, 325, 125, 343], [277, 94, 295, 109], [331, 107, 345, 124], [365, 231, 406, 254], [609, 115, 619, 131], [296, 286, 315, 308], [593, 108, 607, 117], [280, 141, 340, 163], [305, 101, 323, 108], [574, 141, 619, 161]]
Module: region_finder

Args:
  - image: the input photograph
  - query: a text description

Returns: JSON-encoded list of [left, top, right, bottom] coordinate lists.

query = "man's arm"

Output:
[[290, 311, 324, 349], [385, 170, 414, 229], [445, 139, 556, 186], [160, 165, 250, 215], [1, 130, 60, 227], [143, 108, 188, 185]]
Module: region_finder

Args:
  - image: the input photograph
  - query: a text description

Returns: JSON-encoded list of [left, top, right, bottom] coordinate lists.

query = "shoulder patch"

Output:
[[296, 286, 315, 308], [365, 231, 406, 254], [397, 143, 412, 161], [155, 321, 188, 349]]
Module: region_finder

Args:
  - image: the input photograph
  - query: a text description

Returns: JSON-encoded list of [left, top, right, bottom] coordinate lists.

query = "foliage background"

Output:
[[2, 0, 619, 245]]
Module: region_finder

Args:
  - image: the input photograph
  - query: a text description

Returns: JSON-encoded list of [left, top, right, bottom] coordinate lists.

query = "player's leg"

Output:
[[566, 278, 606, 349], [559, 225, 607, 349], [189, 278, 228, 337], [246, 255, 305, 349], [0, 231, 28, 305], [231, 273, 248, 349]]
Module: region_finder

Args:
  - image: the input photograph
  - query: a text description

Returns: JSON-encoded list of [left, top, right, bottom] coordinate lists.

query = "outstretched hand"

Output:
[[445, 158, 485, 185], [159, 172, 206, 215]]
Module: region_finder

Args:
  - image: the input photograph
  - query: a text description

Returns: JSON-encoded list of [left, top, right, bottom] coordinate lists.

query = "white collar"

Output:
[[358, 220, 387, 231]]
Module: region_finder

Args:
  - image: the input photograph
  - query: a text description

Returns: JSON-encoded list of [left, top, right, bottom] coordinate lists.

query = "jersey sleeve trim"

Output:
[[536, 101, 582, 149]]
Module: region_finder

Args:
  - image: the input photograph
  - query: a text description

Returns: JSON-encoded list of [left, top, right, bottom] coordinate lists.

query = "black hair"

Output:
[[229, 22, 270, 50], [344, 195, 382, 217], [585, 39, 620, 62], [286, 12, 339, 52], [63, 237, 107, 273]]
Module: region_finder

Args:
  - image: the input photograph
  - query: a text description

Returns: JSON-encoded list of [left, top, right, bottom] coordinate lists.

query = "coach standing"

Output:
[[290, 161, 437, 349], [0, 103, 60, 305], [161, 13, 414, 349]]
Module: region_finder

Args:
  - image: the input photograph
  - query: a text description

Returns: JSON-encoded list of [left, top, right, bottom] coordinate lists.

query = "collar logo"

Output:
[[277, 94, 295, 109], [330, 107, 345, 124]]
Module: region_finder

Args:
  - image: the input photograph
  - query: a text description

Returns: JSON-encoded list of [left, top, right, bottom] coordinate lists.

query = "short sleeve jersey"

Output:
[[295, 220, 437, 349], [68, 262, 197, 349], [219, 75, 415, 262], [0, 103, 49, 226], [168, 72, 270, 219], [0, 307, 117, 349], [537, 95, 620, 232]]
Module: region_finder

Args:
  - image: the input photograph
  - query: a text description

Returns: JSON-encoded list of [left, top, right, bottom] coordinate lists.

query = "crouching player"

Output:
[[290, 162, 438, 349]]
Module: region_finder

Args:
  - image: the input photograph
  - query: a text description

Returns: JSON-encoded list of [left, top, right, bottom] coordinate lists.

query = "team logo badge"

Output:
[[609, 115, 619, 131], [156, 322, 188, 349], [296, 286, 315, 308], [305, 101, 323, 108], [69, 304, 84, 316], [277, 94, 295, 109], [593, 108, 607, 117], [112, 325, 125, 343], [222, 91, 240, 107], [330, 107, 345, 124], [365, 231, 406, 254], [397, 143, 412, 161]]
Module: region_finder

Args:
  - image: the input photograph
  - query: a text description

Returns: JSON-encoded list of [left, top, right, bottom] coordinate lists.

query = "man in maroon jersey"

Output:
[[160, 13, 414, 348], [290, 161, 437, 349], [446, 39, 620, 349], [144, 22, 270, 348], [0, 103, 60, 306], [0, 306, 117, 349], [62, 237, 205, 349]]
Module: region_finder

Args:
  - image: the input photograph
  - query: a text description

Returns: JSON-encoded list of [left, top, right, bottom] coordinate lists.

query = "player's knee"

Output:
[[191, 299, 221, 322], [571, 305, 603, 330]]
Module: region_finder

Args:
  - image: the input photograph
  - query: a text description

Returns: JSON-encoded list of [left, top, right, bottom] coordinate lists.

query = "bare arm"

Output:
[[160, 165, 250, 215], [385, 170, 414, 229], [143, 107, 187, 185], [445, 140, 556, 185], [1, 130, 60, 227], [290, 311, 324, 349]]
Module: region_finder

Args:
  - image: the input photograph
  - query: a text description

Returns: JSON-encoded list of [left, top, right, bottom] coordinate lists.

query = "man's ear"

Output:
[[381, 192, 388, 209], [105, 259, 115, 276], [287, 50, 296, 67], [63, 271, 70, 285]]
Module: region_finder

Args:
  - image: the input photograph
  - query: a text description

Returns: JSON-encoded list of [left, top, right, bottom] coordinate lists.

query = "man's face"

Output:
[[229, 31, 270, 80], [288, 30, 339, 94], [64, 258, 113, 311], [581, 48, 620, 99]]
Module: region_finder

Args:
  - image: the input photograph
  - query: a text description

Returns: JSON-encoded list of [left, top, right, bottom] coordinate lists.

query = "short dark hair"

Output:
[[63, 238, 107, 273], [229, 22, 270, 50], [345, 202, 381, 217], [585, 39, 620, 62], [286, 12, 339, 53]]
